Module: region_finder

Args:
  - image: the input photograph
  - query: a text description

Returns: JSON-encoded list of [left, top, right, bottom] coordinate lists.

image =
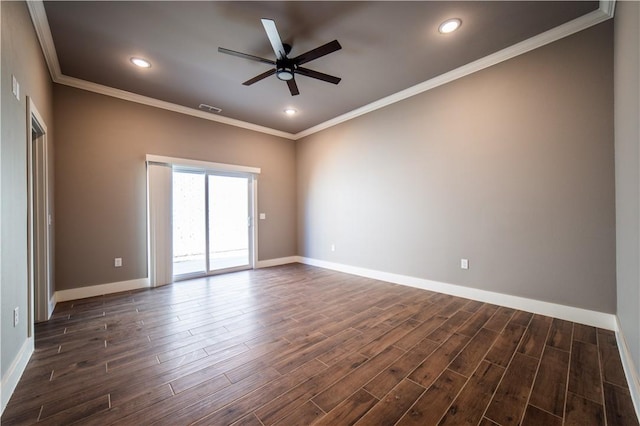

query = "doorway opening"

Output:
[[172, 168, 254, 280], [27, 98, 53, 330]]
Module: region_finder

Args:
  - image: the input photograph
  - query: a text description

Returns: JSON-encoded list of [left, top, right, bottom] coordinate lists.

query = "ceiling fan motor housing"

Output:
[[276, 58, 295, 81]]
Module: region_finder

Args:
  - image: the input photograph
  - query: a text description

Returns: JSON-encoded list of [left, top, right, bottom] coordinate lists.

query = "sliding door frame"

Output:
[[146, 155, 260, 285], [205, 171, 257, 276]]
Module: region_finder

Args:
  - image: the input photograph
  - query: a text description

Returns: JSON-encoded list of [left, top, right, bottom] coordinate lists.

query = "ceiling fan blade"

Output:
[[287, 79, 300, 96], [296, 67, 341, 85], [243, 69, 276, 86], [218, 47, 275, 66], [293, 40, 342, 66], [261, 19, 287, 60]]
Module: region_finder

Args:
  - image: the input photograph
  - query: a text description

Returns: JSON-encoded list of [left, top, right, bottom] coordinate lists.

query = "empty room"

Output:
[[1, 0, 639, 424]]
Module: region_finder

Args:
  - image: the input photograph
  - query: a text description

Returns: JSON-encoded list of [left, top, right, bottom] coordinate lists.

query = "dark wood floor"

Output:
[[1, 264, 638, 425]]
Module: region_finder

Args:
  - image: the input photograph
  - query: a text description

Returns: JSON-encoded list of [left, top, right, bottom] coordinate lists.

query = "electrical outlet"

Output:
[[259, 213, 266, 220], [114, 257, 123, 267], [14, 307, 19, 327], [460, 258, 469, 270]]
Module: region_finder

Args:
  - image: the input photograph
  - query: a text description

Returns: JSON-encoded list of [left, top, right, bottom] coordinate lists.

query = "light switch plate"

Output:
[[115, 258, 123, 267], [259, 213, 266, 220], [460, 259, 469, 269]]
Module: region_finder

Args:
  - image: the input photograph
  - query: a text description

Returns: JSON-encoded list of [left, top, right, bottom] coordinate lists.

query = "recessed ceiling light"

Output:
[[284, 108, 297, 116], [439, 18, 462, 34], [130, 57, 151, 68], [199, 103, 222, 114]]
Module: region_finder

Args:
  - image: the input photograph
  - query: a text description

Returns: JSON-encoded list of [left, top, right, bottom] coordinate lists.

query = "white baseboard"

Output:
[[55, 277, 150, 302], [1, 337, 34, 414], [297, 257, 617, 330], [616, 317, 640, 419], [256, 256, 299, 269], [53, 260, 300, 302]]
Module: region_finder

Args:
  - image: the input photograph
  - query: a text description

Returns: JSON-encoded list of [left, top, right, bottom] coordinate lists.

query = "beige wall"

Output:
[[53, 85, 297, 290], [615, 1, 640, 380], [1, 2, 54, 378], [297, 21, 616, 313]]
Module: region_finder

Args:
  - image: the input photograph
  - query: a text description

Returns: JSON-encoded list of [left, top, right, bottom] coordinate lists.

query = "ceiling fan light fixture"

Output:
[[439, 18, 462, 34], [130, 57, 151, 68], [276, 67, 294, 81]]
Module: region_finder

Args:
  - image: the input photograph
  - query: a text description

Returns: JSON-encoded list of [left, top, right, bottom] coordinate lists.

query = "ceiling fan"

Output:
[[218, 19, 342, 96]]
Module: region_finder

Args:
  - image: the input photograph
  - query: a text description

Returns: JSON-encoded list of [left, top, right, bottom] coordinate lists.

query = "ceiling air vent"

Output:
[[198, 103, 222, 114]]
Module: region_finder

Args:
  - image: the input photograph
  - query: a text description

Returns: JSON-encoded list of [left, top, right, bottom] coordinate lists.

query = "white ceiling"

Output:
[[30, 1, 612, 139]]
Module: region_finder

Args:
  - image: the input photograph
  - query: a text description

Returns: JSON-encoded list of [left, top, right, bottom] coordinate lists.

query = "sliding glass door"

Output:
[[208, 175, 250, 271], [173, 171, 206, 276], [173, 169, 253, 280]]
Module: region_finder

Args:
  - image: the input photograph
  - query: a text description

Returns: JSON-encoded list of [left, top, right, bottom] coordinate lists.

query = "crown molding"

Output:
[[293, 2, 616, 139], [26, 0, 61, 79], [26, 0, 296, 140], [28, 0, 615, 142], [54, 74, 296, 140]]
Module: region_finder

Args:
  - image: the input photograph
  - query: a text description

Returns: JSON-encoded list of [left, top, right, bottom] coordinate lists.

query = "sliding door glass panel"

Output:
[[208, 175, 249, 271], [172, 171, 206, 276]]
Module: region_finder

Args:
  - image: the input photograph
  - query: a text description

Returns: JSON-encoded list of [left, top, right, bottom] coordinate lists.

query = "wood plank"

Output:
[[598, 329, 629, 388], [271, 401, 325, 426], [256, 352, 368, 425], [231, 413, 267, 426], [363, 337, 438, 399], [439, 360, 505, 426], [408, 333, 470, 388], [457, 304, 499, 337], [483, 307, 514, 333], [316, 323, 391, 366], [393, 315, 447, 351], [354, 379, 425, 425], [461, 300, 485, 313], [190, 359, 326, 425], [449, 328, 498, 377], [77, 384, 174, 425], [573, 323, 597, 344], [359, 320, 420, 358], [224, 332, 326, 384], [517, 314, 552, 358], [35, 394, 110, 426], [485, 352, 538, 426], [395, 369, 467, 426], [273, 328, 361, 374], [115, 367, 280, 425], [510, 310, 533, 327], [521, 404, 563, 426], [312, 346, 404, 412], [603, 382, 640, 426], [314, 389, 378, 426], [528, 345, 570, 417], [426, 311, 473, 344], [546, 318, 573, 351], [564, 391, 605, 425], [568, 340, 603, 403], [484, 321, 527, 367], [435, 298, 469, 319]]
